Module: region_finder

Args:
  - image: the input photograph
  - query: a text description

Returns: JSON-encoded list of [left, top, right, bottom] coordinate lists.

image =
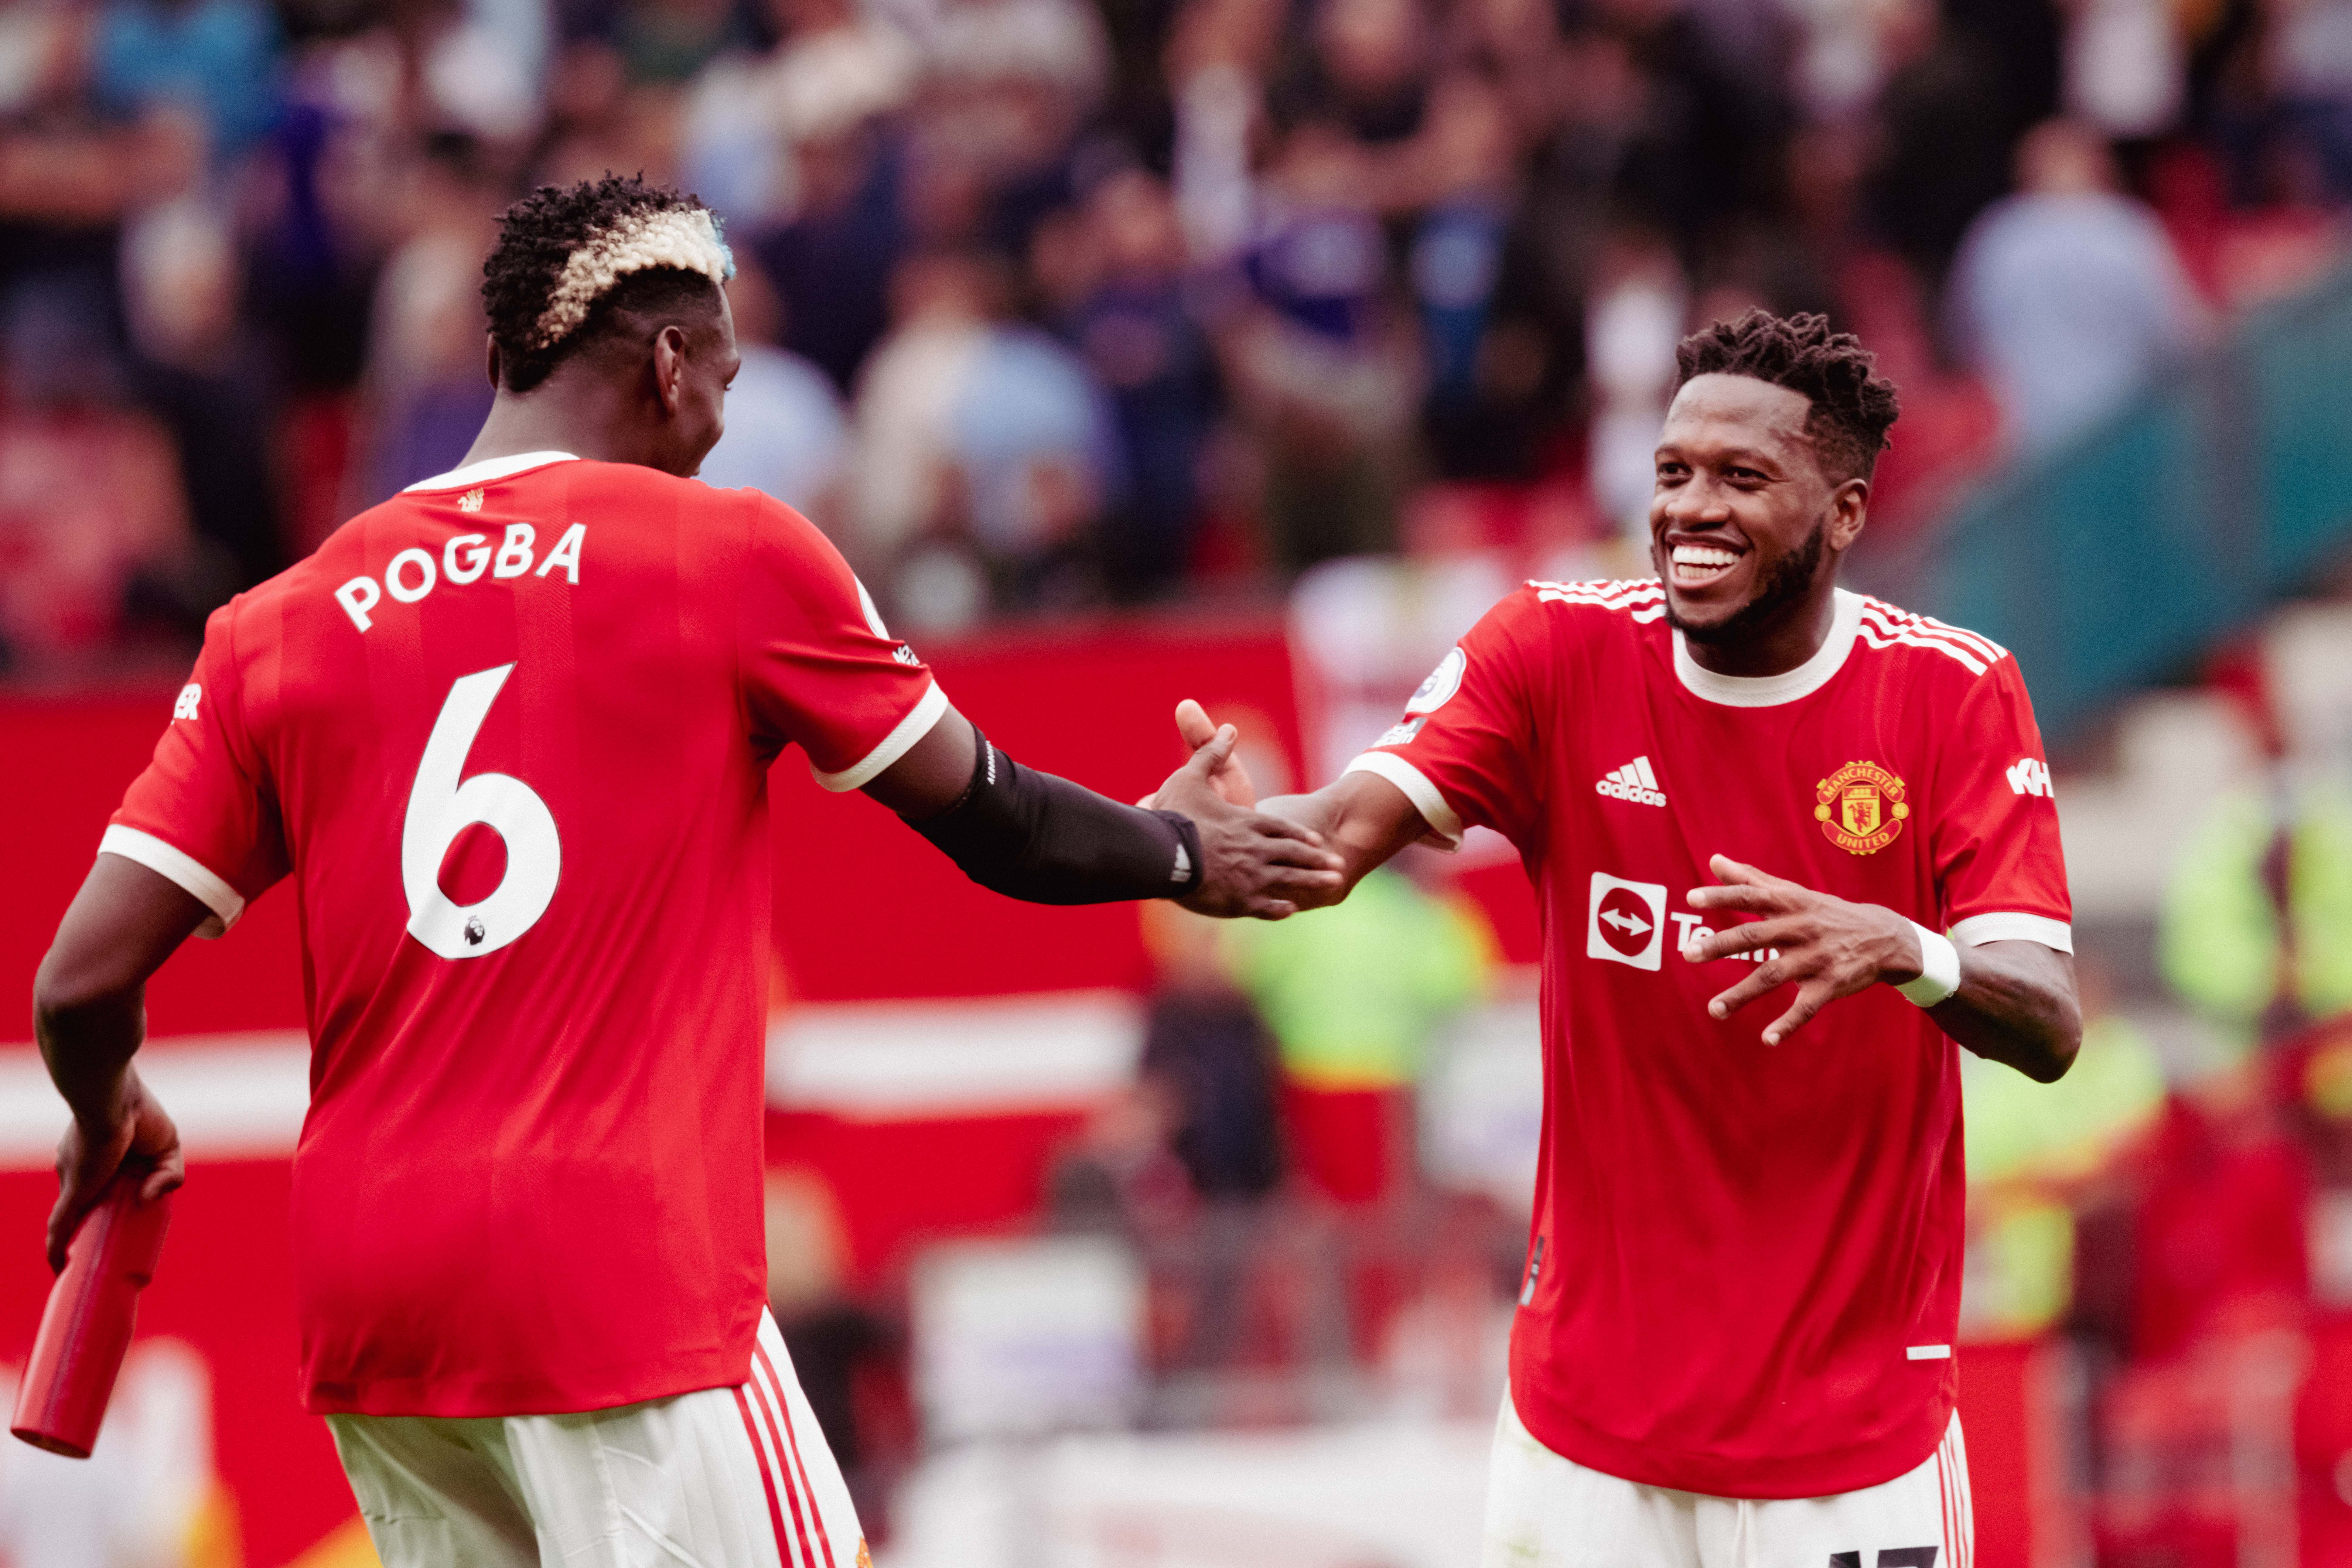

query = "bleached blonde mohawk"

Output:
[[531, 206, 736, 350], [483, 175, 736, 393]]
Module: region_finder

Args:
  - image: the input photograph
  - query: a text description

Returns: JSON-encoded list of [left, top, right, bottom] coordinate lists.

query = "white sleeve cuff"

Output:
[[1948, 912, 2073, 954], [811, 681, 950, 793], [98, 825, 243, 938], [1342, 752, 1465, 850]]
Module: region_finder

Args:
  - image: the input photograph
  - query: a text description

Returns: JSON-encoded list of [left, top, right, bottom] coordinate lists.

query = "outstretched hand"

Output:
[[47, 1072, 182, 1271], [1142, 700, 1259, 810], [1680, 853, 1922, 1047], [1153, 719, 1341, 919], [1172, 699, 1258, 806]]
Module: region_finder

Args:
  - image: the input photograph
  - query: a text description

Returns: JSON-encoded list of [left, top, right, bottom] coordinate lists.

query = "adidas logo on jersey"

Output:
[[1595, 756, 1667, 807]]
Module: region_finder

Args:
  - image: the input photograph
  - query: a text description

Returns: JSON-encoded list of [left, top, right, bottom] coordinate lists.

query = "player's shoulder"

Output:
[[1847, 592, 2013, 683], [566, 459, 777, 523], [1512, 576, 1667, 635]]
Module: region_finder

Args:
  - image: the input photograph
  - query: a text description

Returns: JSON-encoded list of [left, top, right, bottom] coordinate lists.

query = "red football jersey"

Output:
[[1351, 580, 2070, 1498], [102, 453, 944, 1417]]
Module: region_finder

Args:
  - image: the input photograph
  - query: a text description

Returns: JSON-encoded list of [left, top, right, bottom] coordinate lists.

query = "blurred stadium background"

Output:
[[1, 0, 2351, 1560]]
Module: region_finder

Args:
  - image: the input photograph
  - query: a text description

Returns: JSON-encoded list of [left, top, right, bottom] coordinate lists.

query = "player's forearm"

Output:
[[35, 930, 159, 1136], [32, 854, 211, 1129], [32, 968, 148, 1130], [1254, 775, 1422, 907], [1925, 939, 2081, 1083], [909, 738, 1203, 905]]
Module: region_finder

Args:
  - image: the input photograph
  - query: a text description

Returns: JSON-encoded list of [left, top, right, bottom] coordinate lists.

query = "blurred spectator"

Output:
[[954, 309, 1122, 599], [1063, 167, 1219, 598], [1948, 118, 2205, 453], [363, 134, 501, 501], [121, 194, 285, 596], [1137, 903, 1284, 1208], [850, 249, 1121, 626], [1582, 227, 1684, 538], [1407, 72, 1579, 482], [847, 248, 992, 615], [0, 283, 190, 665], [423, 0, 554, 145], [1864, 0, 2027, 292], [1271, 0, 1432, 145], [1221, 861, 1491, 1207], [615, 0, 745, 83], [1226, 122, 1418, 571], [683, 0, 918, 226], [923, 0, 1110, 103], [2065, 0, 2182, 137], [1166, 0, 1279, 264], [697, 260, 851, 521], [2268, 0, 2352, 199], [90, 0, 285, 161], [1049, 904, 1286, 1374], [751, 123, 908, 392]]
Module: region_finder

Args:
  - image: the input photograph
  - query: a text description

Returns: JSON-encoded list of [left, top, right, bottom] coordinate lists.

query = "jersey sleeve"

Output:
[[1342, 587, 1550, 849], [105, 603, 290, 938], [737, 495, 947, 790], [1927, 655, 2072, 951]]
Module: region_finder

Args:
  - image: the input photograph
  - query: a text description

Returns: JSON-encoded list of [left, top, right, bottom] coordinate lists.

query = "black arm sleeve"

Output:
[[903, 731, 1204, 905]]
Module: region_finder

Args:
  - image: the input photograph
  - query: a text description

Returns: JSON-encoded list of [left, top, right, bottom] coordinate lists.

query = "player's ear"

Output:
[[651, 324, 688, 417], [1827, 476, 1868, 552]]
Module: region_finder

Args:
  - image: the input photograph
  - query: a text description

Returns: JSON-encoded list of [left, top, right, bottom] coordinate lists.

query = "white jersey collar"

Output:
[[1672, 587, 1863, 708], [403, 451, 580, 493]]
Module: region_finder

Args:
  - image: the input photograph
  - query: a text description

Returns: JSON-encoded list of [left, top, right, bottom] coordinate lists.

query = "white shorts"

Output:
[[327, 1311, 865, 1568], [1480, 1392, 1973, 1568]]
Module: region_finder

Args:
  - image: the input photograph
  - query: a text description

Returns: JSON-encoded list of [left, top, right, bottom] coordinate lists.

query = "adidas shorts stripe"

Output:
[[329, 1310, 866, 1568]]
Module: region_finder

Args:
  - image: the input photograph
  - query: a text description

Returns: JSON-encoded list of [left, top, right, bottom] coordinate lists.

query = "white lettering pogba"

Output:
[[336, 523, 587, 633]]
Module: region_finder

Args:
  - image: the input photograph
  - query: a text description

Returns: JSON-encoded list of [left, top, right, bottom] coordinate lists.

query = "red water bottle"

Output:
[[9, 1169, 173, 1458]]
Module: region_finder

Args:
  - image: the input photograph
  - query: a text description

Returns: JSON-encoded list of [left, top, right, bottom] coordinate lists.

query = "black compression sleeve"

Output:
[[904, 731, 1204, 905]]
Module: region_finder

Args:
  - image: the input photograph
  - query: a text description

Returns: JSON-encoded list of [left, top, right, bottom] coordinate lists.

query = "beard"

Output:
[[1666, 519, 1828, 647]]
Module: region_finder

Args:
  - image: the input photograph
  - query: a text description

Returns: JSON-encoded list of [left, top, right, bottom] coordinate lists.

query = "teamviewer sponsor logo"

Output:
[[1595, 755, 1666, 806], [1587, 873, 1667, 970]]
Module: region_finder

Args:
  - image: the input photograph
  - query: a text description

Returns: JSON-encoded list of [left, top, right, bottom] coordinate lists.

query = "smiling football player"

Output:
[[1174, 308, 2078, 1568]]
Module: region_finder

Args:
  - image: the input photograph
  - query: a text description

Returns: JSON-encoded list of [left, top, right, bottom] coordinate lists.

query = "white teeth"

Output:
[[1672, 545, 1739, 568]]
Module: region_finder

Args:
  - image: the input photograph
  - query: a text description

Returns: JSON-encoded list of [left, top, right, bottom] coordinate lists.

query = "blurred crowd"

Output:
[[2, 0, 2350, 668]]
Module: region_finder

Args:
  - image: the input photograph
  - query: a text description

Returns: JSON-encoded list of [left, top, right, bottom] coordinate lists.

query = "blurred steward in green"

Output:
[[1959, 961, 2167, 1339], [2158, 774, 2352, 1045]]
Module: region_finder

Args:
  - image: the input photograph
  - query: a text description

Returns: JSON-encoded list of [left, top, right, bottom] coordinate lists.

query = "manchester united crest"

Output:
[[1815, 760, 1910, 854]]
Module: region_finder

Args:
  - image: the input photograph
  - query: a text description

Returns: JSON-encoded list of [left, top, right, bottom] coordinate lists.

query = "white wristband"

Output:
[[1894, 924, 1961, 1007]]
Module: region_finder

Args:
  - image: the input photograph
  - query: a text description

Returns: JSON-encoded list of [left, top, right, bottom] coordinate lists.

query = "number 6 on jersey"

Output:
[[402, 664, 561, 959]]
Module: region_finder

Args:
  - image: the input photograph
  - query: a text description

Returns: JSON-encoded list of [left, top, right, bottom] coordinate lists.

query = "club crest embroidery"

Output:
[[1815, 760, 1910, 854]]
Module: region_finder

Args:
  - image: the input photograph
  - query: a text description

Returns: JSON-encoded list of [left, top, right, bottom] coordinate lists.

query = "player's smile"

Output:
[[1664, 534, 1749, 595]]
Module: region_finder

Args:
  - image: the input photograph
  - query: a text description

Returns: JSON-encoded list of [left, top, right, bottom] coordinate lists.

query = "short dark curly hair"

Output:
[[1674, 309, 1901, 482], [481, 175, 728, 394]]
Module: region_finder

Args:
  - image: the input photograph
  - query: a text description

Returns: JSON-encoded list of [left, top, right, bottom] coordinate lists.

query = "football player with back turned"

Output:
[[1173, 309, 2078, 1567], [27, 177, 1343, 1567]]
